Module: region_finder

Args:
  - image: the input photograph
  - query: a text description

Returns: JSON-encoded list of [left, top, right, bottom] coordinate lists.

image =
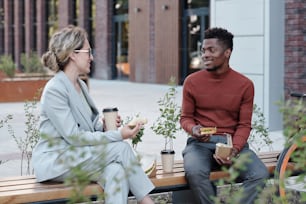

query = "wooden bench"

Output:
[[0, 151, 283, 204]]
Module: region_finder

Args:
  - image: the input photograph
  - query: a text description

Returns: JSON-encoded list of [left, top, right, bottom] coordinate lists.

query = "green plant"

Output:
[[277, 98, 306, 203], [0, 114, 13, 128], [212, 153, 251, 204], [6, 92, 41, 175], [20, 52, 46, 74], [0, 55, 16, 78], [211, 153, 289, 204], [249, 104, 272, 152], [278, 98, 306, 142], [0, 114, 13, 166], [151, 77, 181, 151]]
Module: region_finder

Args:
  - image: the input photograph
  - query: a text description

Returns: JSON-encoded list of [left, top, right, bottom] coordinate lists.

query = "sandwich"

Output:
[[200, 127, 217, 135], [128, 117, 148, 128]]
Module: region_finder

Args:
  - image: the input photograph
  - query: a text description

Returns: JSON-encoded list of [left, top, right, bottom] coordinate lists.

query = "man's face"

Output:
[[201, 38, 231, 72]]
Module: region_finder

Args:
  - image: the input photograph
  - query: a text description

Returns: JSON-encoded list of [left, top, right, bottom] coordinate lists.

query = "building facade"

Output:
[[0, 0, 210, 84], [0, 0, 305, 131]]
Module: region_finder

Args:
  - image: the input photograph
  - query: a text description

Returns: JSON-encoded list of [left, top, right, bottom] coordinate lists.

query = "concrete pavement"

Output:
[[0, 79, 286, 178]]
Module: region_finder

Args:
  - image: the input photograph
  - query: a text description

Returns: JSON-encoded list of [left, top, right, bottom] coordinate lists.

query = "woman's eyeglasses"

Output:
[[74, 48, 92, 57]]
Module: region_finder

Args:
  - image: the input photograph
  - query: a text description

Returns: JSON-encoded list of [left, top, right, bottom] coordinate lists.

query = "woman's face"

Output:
[[73, 39, 93, 74]]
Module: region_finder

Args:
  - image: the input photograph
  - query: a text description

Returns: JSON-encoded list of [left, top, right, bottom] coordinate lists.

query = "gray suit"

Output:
[[32, 71, 154, 203]]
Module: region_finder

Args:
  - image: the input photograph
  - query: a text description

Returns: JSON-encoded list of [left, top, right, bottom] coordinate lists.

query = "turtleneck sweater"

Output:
[[180, 68, 254, 152]]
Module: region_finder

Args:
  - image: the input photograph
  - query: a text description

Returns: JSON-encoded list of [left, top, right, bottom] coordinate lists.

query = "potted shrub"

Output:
[[0, 53, 52, 102], [123, 114, 157, 177], [151, 77, 181, 173]]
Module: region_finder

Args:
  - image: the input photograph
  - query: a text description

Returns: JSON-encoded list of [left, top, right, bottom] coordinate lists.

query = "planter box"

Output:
[[0, 73, 89, 103], [0, 73, 52, 103]]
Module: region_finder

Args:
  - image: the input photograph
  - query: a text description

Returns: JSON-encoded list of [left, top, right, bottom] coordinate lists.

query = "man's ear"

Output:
[[225, 49, 231, 58]]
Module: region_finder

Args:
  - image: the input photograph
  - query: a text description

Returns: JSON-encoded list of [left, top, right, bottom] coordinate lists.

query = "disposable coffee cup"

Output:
[[102, 107, 118, 131]]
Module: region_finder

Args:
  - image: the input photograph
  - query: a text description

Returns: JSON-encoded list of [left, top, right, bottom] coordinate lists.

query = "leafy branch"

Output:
[[151, 77, 181, 150], [6, 92, 41, 175], [249, 104, 272, 152]]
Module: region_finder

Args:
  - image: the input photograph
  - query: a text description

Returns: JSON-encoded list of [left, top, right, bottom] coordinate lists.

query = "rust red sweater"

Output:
[[180, 68, 254, 152]]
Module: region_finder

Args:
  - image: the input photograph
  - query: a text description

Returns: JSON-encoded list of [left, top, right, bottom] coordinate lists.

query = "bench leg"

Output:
[[172, 190, 197, 204]]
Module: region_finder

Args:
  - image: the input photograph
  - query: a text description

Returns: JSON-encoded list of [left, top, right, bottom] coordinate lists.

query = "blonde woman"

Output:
[[32, 25, 155, 204]]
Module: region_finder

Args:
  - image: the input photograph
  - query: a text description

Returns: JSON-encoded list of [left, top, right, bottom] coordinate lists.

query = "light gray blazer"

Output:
[[32, 71, 122, 182]]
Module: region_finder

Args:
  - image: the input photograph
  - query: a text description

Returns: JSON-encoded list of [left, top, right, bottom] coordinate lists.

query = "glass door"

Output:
[[113, 0, 129, 80], [181, 1, 209, 82]]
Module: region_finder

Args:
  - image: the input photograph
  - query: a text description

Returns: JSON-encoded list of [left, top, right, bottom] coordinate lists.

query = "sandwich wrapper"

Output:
[[215, 133, 233, 159], [141, 154, 156, 178], [133, 150, 157, 178]]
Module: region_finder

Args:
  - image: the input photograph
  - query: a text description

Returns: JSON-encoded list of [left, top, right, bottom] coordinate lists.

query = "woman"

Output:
[[32, 25, 155, 204]]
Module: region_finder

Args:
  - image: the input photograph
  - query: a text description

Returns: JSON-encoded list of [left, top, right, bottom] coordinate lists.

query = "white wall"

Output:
[[210, 0, 284, 131]]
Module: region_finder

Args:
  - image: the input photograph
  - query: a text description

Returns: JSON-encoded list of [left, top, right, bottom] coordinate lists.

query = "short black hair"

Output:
[[204, 27, 233, 51]]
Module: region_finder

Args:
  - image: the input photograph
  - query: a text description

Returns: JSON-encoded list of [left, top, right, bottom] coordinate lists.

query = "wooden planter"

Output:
[[0, 73, 52, 103]]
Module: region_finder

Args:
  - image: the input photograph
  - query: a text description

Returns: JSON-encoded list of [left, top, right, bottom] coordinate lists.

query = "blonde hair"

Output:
[[41, 25, 88, 72]]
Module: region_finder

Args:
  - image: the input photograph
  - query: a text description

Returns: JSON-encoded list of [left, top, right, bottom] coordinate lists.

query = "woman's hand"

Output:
[[115, 115, 122, 128], [102, 115, 122, 131], [120, 123, 142, 140]]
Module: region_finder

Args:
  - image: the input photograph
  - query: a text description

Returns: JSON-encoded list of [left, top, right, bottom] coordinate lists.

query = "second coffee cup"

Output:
[[102, 107, 118, 131]]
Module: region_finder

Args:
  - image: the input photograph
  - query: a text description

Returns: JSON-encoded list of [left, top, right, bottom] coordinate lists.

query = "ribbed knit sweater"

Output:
[[180, 68, 254, 151]]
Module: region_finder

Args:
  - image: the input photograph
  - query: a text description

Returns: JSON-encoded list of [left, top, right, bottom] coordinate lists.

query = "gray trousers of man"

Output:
[[54, 141, 155, 204], [182, 136, 269, 204]]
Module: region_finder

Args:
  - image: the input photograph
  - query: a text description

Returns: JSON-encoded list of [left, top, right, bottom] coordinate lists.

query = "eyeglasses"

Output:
[[74, 48, 93, 57]]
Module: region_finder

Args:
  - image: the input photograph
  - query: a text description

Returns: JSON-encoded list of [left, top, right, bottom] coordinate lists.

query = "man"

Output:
[[180, 27, 269, 204]]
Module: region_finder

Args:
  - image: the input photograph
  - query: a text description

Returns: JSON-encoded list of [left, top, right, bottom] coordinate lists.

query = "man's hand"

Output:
[[213, 147, 239, 165], [192, 125, 210, 142]]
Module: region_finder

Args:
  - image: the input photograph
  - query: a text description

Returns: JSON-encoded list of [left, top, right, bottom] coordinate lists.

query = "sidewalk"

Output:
[[0, 79, 285, 178]]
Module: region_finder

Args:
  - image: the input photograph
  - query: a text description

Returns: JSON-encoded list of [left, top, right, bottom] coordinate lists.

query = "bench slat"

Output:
[[0, 178, 37, 188], [0, 183, 102, 204], [0, 175, 35, 182], [0, 182, 66, 193]]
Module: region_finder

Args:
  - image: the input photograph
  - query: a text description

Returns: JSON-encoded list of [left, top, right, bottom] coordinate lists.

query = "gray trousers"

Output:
[[182, 136, 269, 204], [54, 141, 154, 204]]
